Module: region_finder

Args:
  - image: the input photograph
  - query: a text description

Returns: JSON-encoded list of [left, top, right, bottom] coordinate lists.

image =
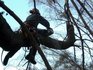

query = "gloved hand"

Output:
[[47, 28, 54, 35]]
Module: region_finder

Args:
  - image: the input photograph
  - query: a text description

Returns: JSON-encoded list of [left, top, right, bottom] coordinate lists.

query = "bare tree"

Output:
[[1, 0, 93, 70], [0, 0, 75, 70]]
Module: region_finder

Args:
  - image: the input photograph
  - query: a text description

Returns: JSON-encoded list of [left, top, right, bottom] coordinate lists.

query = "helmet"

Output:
[[30, 8, 40, 14]]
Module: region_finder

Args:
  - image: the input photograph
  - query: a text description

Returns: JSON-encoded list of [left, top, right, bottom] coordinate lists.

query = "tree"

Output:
[[1, 0, 93, 70], [0, 0, 75, 70]]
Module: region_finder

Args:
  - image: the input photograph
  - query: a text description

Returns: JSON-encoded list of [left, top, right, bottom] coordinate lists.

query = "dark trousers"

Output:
[[28, 28, 51, 57]]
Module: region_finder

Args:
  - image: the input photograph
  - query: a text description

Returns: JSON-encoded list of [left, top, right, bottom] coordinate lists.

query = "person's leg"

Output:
[[25, 31, 40, 64], [25, 46, 37, 64]]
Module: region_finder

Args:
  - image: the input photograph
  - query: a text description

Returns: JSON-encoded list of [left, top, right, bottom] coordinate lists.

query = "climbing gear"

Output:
[[20, 24, 39, 64]]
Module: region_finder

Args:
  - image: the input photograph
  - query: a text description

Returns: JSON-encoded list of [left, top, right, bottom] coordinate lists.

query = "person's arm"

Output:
[[39, 15, 54, 34], [39, 15, 51, 29]]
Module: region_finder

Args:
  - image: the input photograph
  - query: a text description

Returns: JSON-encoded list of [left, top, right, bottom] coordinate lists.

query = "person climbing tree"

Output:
[[24, 8, 54, 64], [0, 8, 53, 65]]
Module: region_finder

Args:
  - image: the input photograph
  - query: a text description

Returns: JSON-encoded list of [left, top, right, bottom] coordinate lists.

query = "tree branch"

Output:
[[39, 23, 75, 50]]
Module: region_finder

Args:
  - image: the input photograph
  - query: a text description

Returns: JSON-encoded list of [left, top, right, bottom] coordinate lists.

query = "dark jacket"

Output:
[[25, 14, 50, 29]]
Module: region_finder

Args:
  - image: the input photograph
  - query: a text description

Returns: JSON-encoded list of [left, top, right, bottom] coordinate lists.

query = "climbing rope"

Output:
[[33, 0, 36, 9]]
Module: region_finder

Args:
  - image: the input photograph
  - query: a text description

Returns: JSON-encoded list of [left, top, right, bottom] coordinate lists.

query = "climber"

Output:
[[24, 8, 54, 64]]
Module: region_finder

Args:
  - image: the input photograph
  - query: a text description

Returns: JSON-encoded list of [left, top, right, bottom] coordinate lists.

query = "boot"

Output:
[[25, 47, 37, 64], [25, 54, 36, 64]]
